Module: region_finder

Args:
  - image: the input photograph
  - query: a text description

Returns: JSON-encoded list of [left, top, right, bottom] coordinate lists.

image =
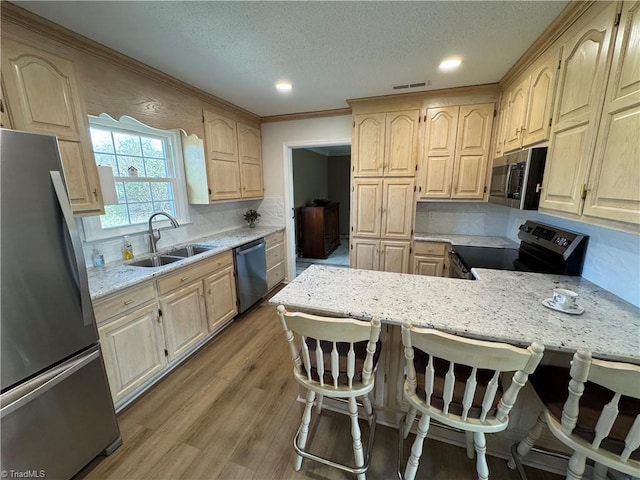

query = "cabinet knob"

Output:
[[181, 276, 188, 282], [123, 299, 134, 306], [92, 188, 98, 199]]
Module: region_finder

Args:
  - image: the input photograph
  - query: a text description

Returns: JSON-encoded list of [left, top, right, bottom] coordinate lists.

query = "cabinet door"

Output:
[[379, 240, 410, 273], [504, 78, 530, 153], [493, 95, 509, 159], [203, 110, 241, 201], [451, 103, 494, 199], [351, 178, 383, 238], [413, 255, 445, 277], [540, 2, 618, 215], [384, 110, 420, 176], [0, 81, 12, 128], [237, 122, 264, 198], [419, 106, 458, 199], [584, 1, 640, 225], [353, 113, 385, 176], [204, 264, 238, 332], [98, 304, 166, 404], [1, 39, 103, 215], [350, 238, 379, 271], [522, 49, 561, 147], [159, 282, 208, 363], [381, 178, 414, 240]]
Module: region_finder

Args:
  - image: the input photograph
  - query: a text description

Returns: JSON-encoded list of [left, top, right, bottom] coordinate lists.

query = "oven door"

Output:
[[448, 249, 474, 280]]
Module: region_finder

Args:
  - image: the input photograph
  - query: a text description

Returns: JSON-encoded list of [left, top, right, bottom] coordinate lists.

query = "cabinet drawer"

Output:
[[157, 251, 233, 295], [413, 241, 448, 256], [266, 243, 284, 267], [265, 231, 284, 249], [93, 281, 156, 324], [267, 261, 285, 290]]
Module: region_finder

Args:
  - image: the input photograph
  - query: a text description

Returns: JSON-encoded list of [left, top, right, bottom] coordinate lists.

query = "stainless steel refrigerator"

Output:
[[1, 129, 121, 478]]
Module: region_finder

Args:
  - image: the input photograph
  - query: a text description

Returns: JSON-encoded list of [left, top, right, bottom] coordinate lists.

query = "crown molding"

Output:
[[260, 108, 351, 124]]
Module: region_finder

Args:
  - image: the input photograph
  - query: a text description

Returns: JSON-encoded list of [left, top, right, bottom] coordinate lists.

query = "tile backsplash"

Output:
[[415, 202, 509, 236], [81, 198, 276, 267]]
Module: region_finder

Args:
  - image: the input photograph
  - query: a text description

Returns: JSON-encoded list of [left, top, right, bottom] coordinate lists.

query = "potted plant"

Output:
[[243, 209, 260, 228]]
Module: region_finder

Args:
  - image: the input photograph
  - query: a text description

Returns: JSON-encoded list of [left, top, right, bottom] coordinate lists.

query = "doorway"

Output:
[[289, 144, 351, 276]]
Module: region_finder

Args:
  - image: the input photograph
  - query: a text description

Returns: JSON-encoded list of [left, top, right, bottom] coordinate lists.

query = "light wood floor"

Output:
[[76, 290, 562, 480]]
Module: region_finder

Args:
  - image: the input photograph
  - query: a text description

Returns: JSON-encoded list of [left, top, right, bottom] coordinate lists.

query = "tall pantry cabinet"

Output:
[[350, 108, 419, 273]]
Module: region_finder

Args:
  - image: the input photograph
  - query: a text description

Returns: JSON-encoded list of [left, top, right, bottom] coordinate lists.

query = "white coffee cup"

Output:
[[552, 288, 578, 310]]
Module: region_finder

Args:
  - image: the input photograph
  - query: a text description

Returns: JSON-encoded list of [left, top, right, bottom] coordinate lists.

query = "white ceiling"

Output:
[[15, 1, 568, 118]]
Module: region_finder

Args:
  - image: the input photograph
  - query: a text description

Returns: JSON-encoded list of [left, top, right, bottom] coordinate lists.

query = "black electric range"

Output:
[[448, 221, 588, 279]]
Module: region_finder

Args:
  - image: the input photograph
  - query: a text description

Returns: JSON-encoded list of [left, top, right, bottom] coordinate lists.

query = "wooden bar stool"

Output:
[[509, 349, 640, 480], [276, 305, 381, 480], [398, 321, 544, 480]]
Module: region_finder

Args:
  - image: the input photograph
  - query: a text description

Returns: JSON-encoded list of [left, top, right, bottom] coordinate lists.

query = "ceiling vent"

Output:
[[392, 80, 430, 91]]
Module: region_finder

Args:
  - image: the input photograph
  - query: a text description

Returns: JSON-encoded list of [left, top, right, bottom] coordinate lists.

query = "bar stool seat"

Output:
[[509, 349, 640, 480], [276, 305, 381, 480]]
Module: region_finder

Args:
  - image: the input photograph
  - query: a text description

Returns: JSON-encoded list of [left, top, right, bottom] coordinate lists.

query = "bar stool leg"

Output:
[[474, 432, 489, 480], [465, 431, 475, 459], [592, 462, 608, 480], [295, 389, 316, 471], [403, 407, 417, 439], [566, 451, 586, 480], [404, 414, 430, 480], [348, 396, 366, 480], [508, 413, 547, 470], [361, 394, 373, 417]]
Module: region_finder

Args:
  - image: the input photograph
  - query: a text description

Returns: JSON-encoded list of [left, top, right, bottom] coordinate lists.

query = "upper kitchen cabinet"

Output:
[[501, 48, 561, 154], [1, 39, 104, 215], [352, 110, 420, 177], [418, 103, 494, 200], [539, 2, 620, 217], [583, 1, 640, 226], [237, 122, 264, 198], [185, 110, 263, 203]]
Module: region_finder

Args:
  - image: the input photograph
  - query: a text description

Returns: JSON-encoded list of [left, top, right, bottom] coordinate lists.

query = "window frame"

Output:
[[82, 114, 190, 242]]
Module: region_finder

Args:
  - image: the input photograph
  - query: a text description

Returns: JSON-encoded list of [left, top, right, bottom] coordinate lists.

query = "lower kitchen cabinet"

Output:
[[266, 230, 285, 290], [159, 282, 208, 363], [350, 238, 410, 273], [98, 303, 167, 405], [412, 241, 449, 277], [204, 263, 237, 332]]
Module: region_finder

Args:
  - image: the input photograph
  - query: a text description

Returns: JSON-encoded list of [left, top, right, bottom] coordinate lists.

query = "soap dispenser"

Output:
[[92, 246, 105, 268], [122, 236, 134, 260]]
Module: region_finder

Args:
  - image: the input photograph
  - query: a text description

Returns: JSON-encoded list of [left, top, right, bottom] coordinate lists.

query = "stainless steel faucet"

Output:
[[148, 211, 180, 255]]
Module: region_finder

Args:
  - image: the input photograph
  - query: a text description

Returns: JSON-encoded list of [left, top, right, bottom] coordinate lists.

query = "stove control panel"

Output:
[[518, 220, 585, 256]]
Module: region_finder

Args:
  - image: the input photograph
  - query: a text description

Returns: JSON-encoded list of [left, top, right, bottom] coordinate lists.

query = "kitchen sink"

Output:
[[128, 255, 183, 268], [162, 244, 214, 258]]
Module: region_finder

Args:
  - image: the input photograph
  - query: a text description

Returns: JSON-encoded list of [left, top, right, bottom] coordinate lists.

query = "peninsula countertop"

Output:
[[413, 233, 519, 249], [88, 226, 284, 301], [269, 265, 640, 363]]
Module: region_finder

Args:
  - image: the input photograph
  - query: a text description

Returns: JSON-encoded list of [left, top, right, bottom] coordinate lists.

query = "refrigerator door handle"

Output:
[[50, 171, 94, 328], [0, 349, 100, 419]]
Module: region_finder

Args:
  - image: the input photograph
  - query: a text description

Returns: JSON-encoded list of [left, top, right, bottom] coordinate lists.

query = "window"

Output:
[[82, 114, 189, 241]]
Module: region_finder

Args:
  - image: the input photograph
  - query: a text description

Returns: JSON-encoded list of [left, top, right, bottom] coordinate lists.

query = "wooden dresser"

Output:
[[299, 203, 340, 259]]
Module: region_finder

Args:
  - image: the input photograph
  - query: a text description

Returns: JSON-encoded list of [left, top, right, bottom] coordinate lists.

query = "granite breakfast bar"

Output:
[[269, 264, 640, 474]]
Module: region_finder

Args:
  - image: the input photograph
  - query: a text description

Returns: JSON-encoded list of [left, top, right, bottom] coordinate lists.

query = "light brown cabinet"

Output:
[[350, 238, 411, 273], [539, 2, 621, 217], [418, 103, 494, 200], [353, 110, 420, 177], [583, 1, 640, 226], [411, 241, 449, 277], [204, 262, 238, 333], [501, 49, 560, 154], [352, 178, 414, 240], [187, 110, 263, 203], [266, 230, 285, 290], [1, 38, 104, 215]]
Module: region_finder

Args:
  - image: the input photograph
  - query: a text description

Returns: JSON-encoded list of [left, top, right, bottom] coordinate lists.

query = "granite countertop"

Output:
[[269, 265, 640, 363], [413, 233, 519, 249], [88, 226, 284, 300]]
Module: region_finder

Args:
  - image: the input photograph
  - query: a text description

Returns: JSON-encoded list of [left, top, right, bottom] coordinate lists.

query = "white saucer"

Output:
[[541, 298, 584, 315]]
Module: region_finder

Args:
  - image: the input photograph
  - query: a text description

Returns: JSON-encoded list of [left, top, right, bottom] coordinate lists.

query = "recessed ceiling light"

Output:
[[439, 58, 462, 70], [275, 81, 293, 92]]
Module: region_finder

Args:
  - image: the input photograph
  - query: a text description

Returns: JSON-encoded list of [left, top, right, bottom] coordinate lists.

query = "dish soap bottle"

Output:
[[92, 246, 105, 268], [122, 236, 134, 260]]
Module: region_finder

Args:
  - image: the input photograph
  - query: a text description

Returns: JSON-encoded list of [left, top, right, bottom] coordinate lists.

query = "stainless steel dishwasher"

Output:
[[234, 238, 268, 314]]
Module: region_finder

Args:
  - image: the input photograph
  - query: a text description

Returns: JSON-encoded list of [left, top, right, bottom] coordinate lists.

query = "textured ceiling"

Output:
[[15, 1, 568, 117]]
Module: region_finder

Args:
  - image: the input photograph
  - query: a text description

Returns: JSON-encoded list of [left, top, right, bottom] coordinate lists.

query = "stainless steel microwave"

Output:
[[489, 147, 547, 210]]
